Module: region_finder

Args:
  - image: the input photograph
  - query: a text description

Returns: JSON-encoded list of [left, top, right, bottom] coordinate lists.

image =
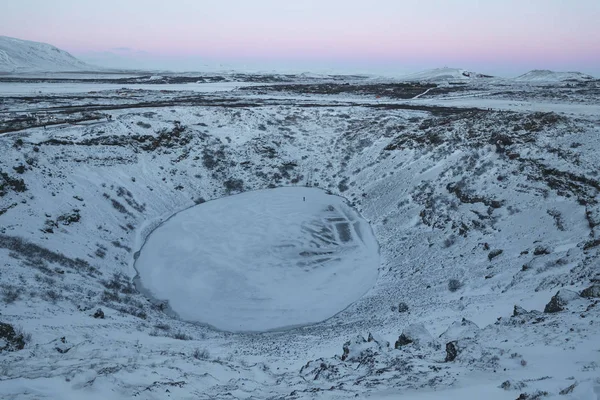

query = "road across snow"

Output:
[[135, 187, 380, 332]]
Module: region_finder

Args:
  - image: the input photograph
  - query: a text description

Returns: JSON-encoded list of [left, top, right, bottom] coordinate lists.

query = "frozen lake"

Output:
[[134, 187, 380, 332]]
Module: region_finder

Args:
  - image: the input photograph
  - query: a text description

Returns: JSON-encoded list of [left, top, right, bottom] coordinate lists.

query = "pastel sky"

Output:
[[2, 0, 599, 76]]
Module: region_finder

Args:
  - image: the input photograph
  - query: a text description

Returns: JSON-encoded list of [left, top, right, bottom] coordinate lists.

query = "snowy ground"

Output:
[[0, 81, 263, 95], [0, 73, 599, 399]]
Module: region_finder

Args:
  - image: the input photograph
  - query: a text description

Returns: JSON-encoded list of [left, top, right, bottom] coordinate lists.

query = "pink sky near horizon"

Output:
[[2, 0, 599, 75]]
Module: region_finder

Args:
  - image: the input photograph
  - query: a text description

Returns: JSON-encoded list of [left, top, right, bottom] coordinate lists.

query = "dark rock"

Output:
[[57, 210, 81, 225], [93, 308, 105, 319], [513, 305, 528, 317], [0, 322, 26, 352], [533, 246, 550, 256], [500, 380, 527, 391], [544, 294, 564, 313], [55, 346, 70, 354], [445, 341, 459, 362], [395, 323, 435, 349], [544, 290, 580, 313], [559, 382, 577, 395], [516, 390, 549, 400], [580, 284, 600, 298], [488, 249, 503, 261], [0, 171, 27, 196], [490, 200, 503, 208], [395, 333, 413, 348], [448, 279, 463, 292], [397, 302, 409, 313]]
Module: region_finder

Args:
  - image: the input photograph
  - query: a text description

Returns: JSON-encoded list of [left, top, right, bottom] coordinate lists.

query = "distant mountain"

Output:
[[0, 36, 97, 73], [514, 69, 595, 83], [398, 68, 494, 83]]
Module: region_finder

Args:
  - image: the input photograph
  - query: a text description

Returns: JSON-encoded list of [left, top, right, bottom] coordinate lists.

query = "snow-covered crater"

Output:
[[134, 187, 380, 332]]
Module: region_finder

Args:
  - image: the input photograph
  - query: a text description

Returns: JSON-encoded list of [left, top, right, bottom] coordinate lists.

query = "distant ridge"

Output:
[[514, 69, 595, 83], [398, 67, 494, 83], [0, 36, 98, 73]]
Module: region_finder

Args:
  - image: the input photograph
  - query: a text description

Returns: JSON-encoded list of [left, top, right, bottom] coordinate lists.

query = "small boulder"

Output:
[[397, 302, 409, 313], [508, 306, 544, 326], [513, 305, 528, 317], [488, 249, 503, 261], [395, 323, 434, 349], [342, 335, 381, 362], [544, 289, 580, 313], [559, 382, 577, 395], [367, 332, 390, 348], [93, 308, 105, 319], [395, 333, 413, 347], [300, 359, 341, 381], [580, 284, 600, 298], [439, 318, 480, 341], [445, 341, 459, 362]]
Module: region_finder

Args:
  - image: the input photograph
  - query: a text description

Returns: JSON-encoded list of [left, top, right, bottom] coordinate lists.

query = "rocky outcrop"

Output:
[[580, 284, 600, 298], [395, 324, 435, 349], [445, 341, 459, 362], [439, 318, 480, 341], [0, 322, 27, 352], [544, 289, 580, 313]]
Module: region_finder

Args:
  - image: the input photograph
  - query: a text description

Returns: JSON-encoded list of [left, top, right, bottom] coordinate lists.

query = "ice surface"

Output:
[[135, 187, 379, 332]]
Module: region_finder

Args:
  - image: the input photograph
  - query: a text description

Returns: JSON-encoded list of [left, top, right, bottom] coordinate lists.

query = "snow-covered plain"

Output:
[[135, 187, 379, 332], [0, 81, 263, 95], [0, 70, 599, 399]]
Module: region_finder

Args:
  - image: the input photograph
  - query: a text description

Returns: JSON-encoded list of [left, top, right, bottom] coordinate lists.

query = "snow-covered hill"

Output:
[[0, 36, 97, 73], [398, 67, 494, 83], [515, 69, 595, 83]]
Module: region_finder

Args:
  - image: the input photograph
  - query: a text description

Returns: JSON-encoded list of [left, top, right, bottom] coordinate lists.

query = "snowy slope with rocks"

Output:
[[0, 78, 599, 399], [0, 36, 97, 73]]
